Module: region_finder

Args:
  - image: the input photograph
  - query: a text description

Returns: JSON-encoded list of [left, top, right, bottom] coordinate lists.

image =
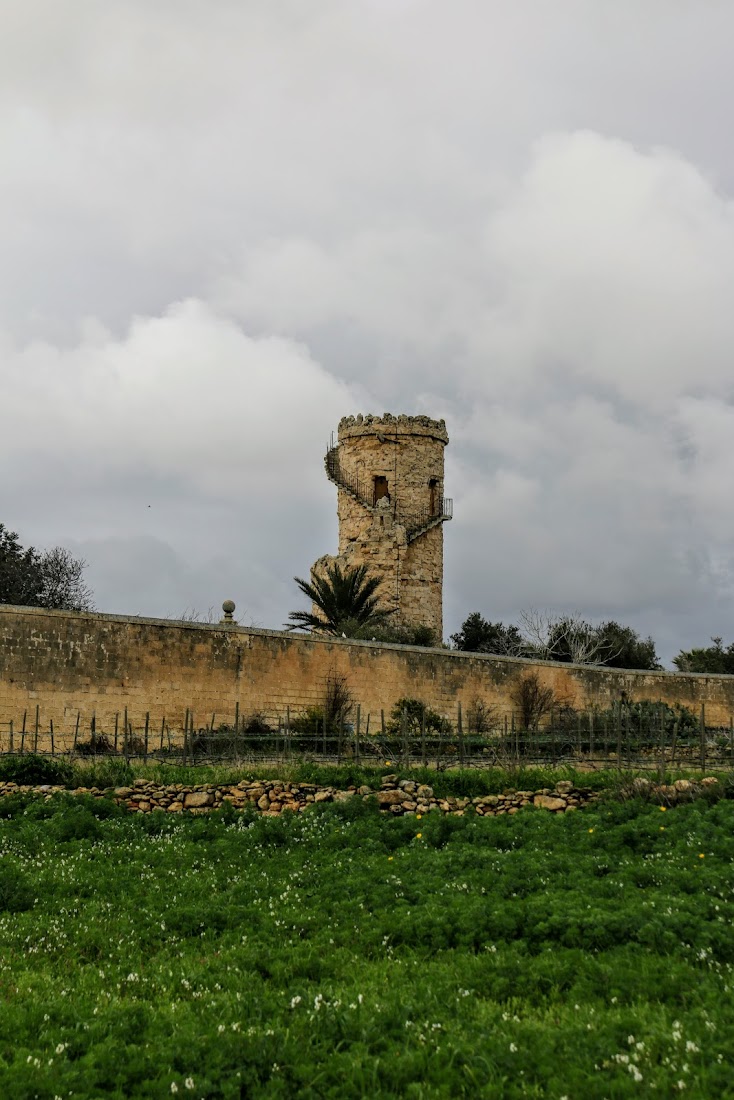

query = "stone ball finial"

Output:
[[220, 600, 236, 623]]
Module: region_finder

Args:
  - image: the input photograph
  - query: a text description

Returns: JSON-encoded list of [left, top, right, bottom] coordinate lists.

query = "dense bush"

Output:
[[674, 636, 734, 674], [0, 754, 74, 786], [552, 699, 699, 746], [0, 865, 34, 912]]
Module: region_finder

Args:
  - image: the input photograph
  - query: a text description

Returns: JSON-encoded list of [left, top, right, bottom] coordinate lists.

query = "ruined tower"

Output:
[[315, 413, 451, 641]]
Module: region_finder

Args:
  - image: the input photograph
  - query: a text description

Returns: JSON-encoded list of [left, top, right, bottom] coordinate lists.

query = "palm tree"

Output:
[[286, 562, 394, 636]]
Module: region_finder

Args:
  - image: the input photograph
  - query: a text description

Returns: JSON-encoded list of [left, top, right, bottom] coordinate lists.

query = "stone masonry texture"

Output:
[[315, 413, 449, 639], [2, 605, 734, 748]]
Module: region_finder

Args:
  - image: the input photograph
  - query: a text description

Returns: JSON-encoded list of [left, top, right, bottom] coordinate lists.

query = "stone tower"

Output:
[[315, 413, 451, 641]]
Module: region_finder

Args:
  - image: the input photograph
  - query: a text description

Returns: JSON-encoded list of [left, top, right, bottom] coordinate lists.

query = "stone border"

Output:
[[0, 775, 722, 816], [0, 776, 602, 816]]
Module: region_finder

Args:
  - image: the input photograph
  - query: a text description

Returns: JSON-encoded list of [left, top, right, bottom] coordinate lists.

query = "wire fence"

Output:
[[1, 700, 733, 771]]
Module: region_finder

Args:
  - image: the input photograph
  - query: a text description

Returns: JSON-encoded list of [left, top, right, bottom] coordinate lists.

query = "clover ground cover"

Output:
[[0, 792, 733, 1098]]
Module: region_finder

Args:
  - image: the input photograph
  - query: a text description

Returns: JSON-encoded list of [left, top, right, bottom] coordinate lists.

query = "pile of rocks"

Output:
[[624, 775, 722, 803], [0, 775, 603, 816]]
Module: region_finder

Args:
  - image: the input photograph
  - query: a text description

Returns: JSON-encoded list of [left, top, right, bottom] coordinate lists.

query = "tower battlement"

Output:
[[338, 413, 449, 445]]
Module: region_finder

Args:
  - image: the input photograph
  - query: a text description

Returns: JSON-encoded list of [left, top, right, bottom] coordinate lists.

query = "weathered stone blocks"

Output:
[[318, 413, 450, 640]]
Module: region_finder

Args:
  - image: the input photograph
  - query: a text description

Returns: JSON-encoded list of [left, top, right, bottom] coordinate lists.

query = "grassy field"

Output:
[[0, 779, 732, 1098]]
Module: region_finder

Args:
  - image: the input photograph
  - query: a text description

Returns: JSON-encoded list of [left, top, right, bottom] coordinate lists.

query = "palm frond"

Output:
[[286, 562, 393, 635]]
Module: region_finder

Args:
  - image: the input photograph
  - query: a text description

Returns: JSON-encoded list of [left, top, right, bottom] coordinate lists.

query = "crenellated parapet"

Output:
[[338, 413, 449, 445]]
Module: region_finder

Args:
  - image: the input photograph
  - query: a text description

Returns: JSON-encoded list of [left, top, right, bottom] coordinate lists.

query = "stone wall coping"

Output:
[[2, 603, 733, 684]]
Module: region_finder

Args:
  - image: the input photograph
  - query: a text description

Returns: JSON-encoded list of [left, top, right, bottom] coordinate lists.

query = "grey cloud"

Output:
[[2, 2, 734, 663]]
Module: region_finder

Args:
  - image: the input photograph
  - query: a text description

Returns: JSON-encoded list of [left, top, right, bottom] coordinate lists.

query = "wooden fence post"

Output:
[[355, 704, 361, 766], [624, 706, 631, 770], [671, 717, 679, 768], [34, 705, 39, 753], [700, 704, 706, 772], [615, 702, 622, 770], [657, 703, 666, 782]]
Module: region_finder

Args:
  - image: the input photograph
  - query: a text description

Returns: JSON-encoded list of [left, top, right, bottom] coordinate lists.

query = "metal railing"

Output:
[[324, 446, 373, 511], [325, 445, 452, 541], [403, 498, 453, 542]]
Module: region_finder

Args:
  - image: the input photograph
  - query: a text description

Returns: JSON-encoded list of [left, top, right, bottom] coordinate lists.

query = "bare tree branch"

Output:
[[518, 608, 622, 665]]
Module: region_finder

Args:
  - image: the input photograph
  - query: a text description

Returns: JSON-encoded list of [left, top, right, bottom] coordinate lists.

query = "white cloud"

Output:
[[1, 301, 368, 621]]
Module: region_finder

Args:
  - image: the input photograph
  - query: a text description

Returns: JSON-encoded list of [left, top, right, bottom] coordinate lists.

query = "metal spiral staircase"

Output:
[[324, 445, 452, 544]]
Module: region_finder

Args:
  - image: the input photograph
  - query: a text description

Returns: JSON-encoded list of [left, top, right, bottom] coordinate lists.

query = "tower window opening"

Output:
[[429, 478, 439, 515], [373, 476, 390, 505]]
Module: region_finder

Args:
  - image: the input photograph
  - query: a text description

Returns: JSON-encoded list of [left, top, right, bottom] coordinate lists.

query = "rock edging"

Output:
[[0, 775, 600, 816], [0, 774, 721, 816]]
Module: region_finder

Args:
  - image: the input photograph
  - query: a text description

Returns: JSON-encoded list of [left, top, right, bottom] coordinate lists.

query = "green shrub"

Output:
[[0, 865, 34, 912], [70, 758, 135, 789], [387, 698, 452, 737], [0, 754, 74, 787], [50, 803, 103, 842]]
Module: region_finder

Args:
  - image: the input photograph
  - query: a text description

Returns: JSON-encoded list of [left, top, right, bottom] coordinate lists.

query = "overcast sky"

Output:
[[2, 0, 734, 664]]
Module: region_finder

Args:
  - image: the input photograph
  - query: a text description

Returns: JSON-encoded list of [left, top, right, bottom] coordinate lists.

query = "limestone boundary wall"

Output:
[[1, 605, 734, 742]]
